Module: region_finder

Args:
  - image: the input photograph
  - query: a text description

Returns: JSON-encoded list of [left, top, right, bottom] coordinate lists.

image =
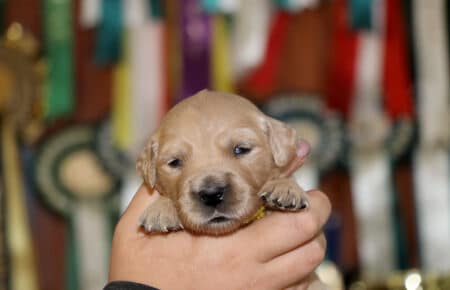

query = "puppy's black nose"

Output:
[[198, 185, 227, 207]]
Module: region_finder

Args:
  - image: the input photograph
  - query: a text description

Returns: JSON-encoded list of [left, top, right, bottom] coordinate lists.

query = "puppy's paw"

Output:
[[139, 196, 183, 233], [259, 178, 309, 211]]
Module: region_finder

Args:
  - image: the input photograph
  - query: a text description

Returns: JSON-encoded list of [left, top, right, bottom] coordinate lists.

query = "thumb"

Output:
[[281, 140, 311, 178]]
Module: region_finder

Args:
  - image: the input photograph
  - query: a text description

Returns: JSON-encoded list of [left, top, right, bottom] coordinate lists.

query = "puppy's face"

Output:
[[138, 91, 297, 234]]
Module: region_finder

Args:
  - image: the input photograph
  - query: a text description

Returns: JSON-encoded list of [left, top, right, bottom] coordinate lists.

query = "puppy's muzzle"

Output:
[[194, 176, 230, 207]]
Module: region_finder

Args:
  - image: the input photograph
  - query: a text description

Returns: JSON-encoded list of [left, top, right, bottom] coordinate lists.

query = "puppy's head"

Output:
[[137, 90, 297, 234]]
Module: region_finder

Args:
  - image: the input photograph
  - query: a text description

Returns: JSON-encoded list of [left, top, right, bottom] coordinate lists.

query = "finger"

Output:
[[263, 233, 326, 290], [281, 140, 311, 178], [242, 190, 331, 261]]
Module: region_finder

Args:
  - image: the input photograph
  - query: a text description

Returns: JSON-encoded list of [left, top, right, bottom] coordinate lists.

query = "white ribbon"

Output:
[[412, 0, 450, 273], [350, 150, 395, 280], [349, 0, 396, 281], [218, 0, 240, 13], [123, 0, 148, 28], [231, 0, 272, 79], [80, 0, 101, 28], [119, 2, 165, 210], [120, 173, 142, 212], [413, 148, 450, 272], [294, 160, 319, 190], [74, 202, 110, 290], [129, 20, 165, 158], [413, 0, 450, 148]]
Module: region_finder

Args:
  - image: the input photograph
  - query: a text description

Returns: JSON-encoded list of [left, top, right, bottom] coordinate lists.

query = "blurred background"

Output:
[[0, 0, 449, 289]]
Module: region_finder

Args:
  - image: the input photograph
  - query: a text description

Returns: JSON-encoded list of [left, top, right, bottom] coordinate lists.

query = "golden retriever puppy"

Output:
[[136, 90, 311, 235]]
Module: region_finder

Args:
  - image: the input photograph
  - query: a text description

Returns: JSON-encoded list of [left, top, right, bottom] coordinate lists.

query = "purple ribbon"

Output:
[[178, 0, 211, 102]]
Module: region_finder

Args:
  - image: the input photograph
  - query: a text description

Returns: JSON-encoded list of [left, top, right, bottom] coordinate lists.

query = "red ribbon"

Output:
[[239, 11, 290, 102], [326, 0, 359, 119], [327, 0, 413, 120], [382, 0, 414, 119]]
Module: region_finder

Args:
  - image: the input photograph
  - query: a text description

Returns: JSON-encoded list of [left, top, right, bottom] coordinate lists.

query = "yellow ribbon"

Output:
[[112, 32, 132, 150], [1, 118, 38, 290], [211, 15, 233, 92]]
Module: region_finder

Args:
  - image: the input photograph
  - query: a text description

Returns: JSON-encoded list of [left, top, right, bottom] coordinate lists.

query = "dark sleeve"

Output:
[[103, 281, 160, 290]]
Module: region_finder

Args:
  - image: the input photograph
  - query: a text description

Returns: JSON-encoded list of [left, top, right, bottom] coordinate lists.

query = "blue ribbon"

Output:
[[95, 0, 123, 65], [349, 0, 373, 30]]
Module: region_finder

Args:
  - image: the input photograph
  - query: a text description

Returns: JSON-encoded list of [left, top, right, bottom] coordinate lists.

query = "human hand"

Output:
[[108, 142, 330, 290]]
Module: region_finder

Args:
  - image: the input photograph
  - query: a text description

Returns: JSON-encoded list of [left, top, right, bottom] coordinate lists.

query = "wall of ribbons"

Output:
[[0, 0, 449, 289]]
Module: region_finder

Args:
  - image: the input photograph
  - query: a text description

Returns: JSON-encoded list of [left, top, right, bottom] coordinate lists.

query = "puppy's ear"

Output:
[[263, 117, 297, 167], [136, 137, 158, 188]]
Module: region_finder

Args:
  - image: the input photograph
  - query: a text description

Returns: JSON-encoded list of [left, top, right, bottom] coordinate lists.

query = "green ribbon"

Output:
[[43, 0, 75, 121], [275, 0, 292, 10], [95, 0, 122, 65], [65, 223, 79, 290], [349, 0, 373, 30]]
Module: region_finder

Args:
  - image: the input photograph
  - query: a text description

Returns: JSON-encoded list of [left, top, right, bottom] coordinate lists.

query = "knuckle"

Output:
[[309, 190, 332, 213], [295, 212, 320, 239], [306, 235, 326, 267]]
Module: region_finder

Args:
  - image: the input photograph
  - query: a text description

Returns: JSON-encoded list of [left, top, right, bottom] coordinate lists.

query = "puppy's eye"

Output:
[[167, 158, 182, 168], [233, 145, 252, 156]]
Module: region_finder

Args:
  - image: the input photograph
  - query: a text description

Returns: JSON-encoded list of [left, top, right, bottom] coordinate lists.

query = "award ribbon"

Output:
[[412, 0, 450, 273], [230, 0, 271, 80], [277, 3, 331, 96], [129, 6, 165, 157], [240, 11, 290, 101], [264, 95, 343, 191], [80, 0, 101, 28], [148, 0, 164, 19], [114, 0, 166, 210], [275, 0, 320, 12], [382, 0, 414, 269], [124, 0, 147, 28], [75, 1, 114, 123], [111, 33, 135, 209], [178, 0, 212, 101], [95, 0, 122, 64], [201, 0, 238, 13], [327, 0, 359, 118], [201, 0, 221, 13], [271, 2, 339, 191], [43, 0, 75, 121], [112, 33, 132, 151], [1, 119, 39, 290], [349, 0, 374, 30], [211, 14, 233, 92], [164, 0, 181, 105], [34, 126, 119, 290], [348, 0, 397, 281]]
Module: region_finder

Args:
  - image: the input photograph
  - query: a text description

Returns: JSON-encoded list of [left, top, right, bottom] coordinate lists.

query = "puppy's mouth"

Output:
[[208, 216, 231, 224], [207, 211, 235, 224]]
